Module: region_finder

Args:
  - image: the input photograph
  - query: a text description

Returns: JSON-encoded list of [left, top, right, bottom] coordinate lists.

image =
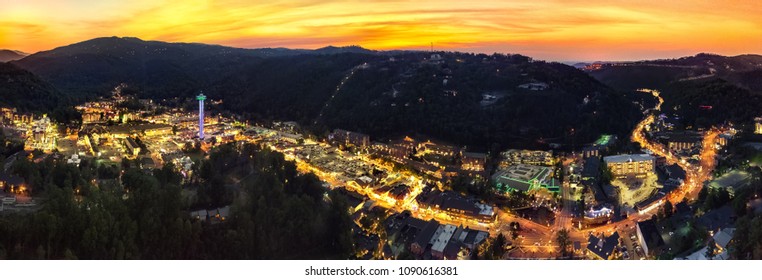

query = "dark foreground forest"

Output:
[[0, 143, 353, 259]]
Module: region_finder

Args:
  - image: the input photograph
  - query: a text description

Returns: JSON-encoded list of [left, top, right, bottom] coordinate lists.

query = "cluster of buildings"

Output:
[[415, 187, 497, 224], [584, 218, 665, 260], [0, 87, 255, 194], [290, 143, 374, 185], [583, 208, 738, 260], [384, 211, 489, 260], [498, 149, 554, 169], [76, 84, 155, 125], [1, 107, 35, 125], [1, 108, 58, 152], [189, 206, 231, 224], [367, 136, 489, 180], [680, 228, 736, 260], [655, 131, 703, 156], [328, 129, 370, 149], [24, 115, 58, 152]]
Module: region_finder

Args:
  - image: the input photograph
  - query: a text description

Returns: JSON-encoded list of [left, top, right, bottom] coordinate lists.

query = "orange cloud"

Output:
[[1, 0, 761, 61]]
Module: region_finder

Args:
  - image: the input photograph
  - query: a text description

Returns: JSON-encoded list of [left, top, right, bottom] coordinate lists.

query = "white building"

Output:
[[679, 228, 735, 260]]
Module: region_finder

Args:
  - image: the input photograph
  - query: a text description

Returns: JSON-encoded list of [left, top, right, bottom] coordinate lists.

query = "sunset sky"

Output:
[[1, 0, 761, 61]]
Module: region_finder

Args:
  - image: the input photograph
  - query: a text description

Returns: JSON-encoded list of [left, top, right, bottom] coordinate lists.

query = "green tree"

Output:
[[556, 228, 572, 258], [491, 233, 507, 259], [662, 200, 674, 218], [705, 238, 717, 260], [600, 164, 614, 185]]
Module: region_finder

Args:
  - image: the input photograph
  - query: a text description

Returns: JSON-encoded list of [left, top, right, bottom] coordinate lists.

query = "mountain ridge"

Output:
[[12, 36, 647, 149], [587, 53, 762, 129], [0, 49, 28, 62]]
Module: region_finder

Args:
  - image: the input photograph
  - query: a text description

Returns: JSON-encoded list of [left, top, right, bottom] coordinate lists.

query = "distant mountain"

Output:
[[588, 53, 762, 92], [314, 45, 376, 55], [0, 49, 28, 62], [588, 53, 762, 129], [570, 62, 590, 68], [13, 37, 645, 149]]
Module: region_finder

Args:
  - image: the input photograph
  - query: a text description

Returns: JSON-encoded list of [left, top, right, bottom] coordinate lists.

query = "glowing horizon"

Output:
[[1, 0, 761, 61]]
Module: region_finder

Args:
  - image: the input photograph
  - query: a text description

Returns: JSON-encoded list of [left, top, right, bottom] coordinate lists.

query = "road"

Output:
[[554, 174, 574, 231]]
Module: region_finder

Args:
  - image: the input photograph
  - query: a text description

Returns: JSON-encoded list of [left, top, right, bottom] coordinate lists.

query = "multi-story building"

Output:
[[328, 129, 370, 148], [122, 138, 141, 158], [461, 152, 487, 172], [636, 219, 665, 257], [418, 141, 458, 158], [498, 149, 554, 168], [370, 138, 416, 163], [657, 131, 702, 152], [603, 154, 655, 178], [755, 117, 762, 134]]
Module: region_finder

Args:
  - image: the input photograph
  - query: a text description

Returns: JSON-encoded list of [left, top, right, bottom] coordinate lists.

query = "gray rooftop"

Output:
[[604, 154, 654, 164]]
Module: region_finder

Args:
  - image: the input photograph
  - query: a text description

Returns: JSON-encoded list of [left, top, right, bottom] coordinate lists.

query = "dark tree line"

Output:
[[0, 143, 354, 259]]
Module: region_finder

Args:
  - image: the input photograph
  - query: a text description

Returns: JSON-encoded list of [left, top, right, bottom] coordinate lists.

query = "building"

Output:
[[25, 115, 57, 152], [416, 190, 496, 223], [706, 170, 751, 195], [658, 131, 702, 152], [492, 164, 560, 193], [587, 232, 620, 260], [386, 211, 488, 260], [66, 154, 82, 167], [140, 157, 156, 170], [430, 224, 457, 259], [499, 149, 553, 168], [755, 117, 762, 134], [190, 206, 230, 223], [603, 154, 655, 178], [583, 204, 615, 225], [461, 152, 487, 172], [122, 138, 141, 157], [370, 140, 413, 163], [102, 123, 173, 138], [581, 146, 601, 159], [636, 219, 665, 257], [278, 132, 303, 144], [81, 112, 104, 124], [418, 141, 458, 158], [0, 172, 25, 193], [581, 135, 617, 159], [410, 220, 440, 256], [329, 129, 370, 148], [679, 228, 735, 260]]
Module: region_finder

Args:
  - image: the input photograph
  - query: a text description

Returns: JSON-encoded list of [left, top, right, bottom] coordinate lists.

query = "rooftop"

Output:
[[587, 232, 620, 259], [430, 224, 457, 253], [604, 154, 654, 164], [492, 164, 555, 192], [637, 219, 665, 249], [462, 152, 488, 160]]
